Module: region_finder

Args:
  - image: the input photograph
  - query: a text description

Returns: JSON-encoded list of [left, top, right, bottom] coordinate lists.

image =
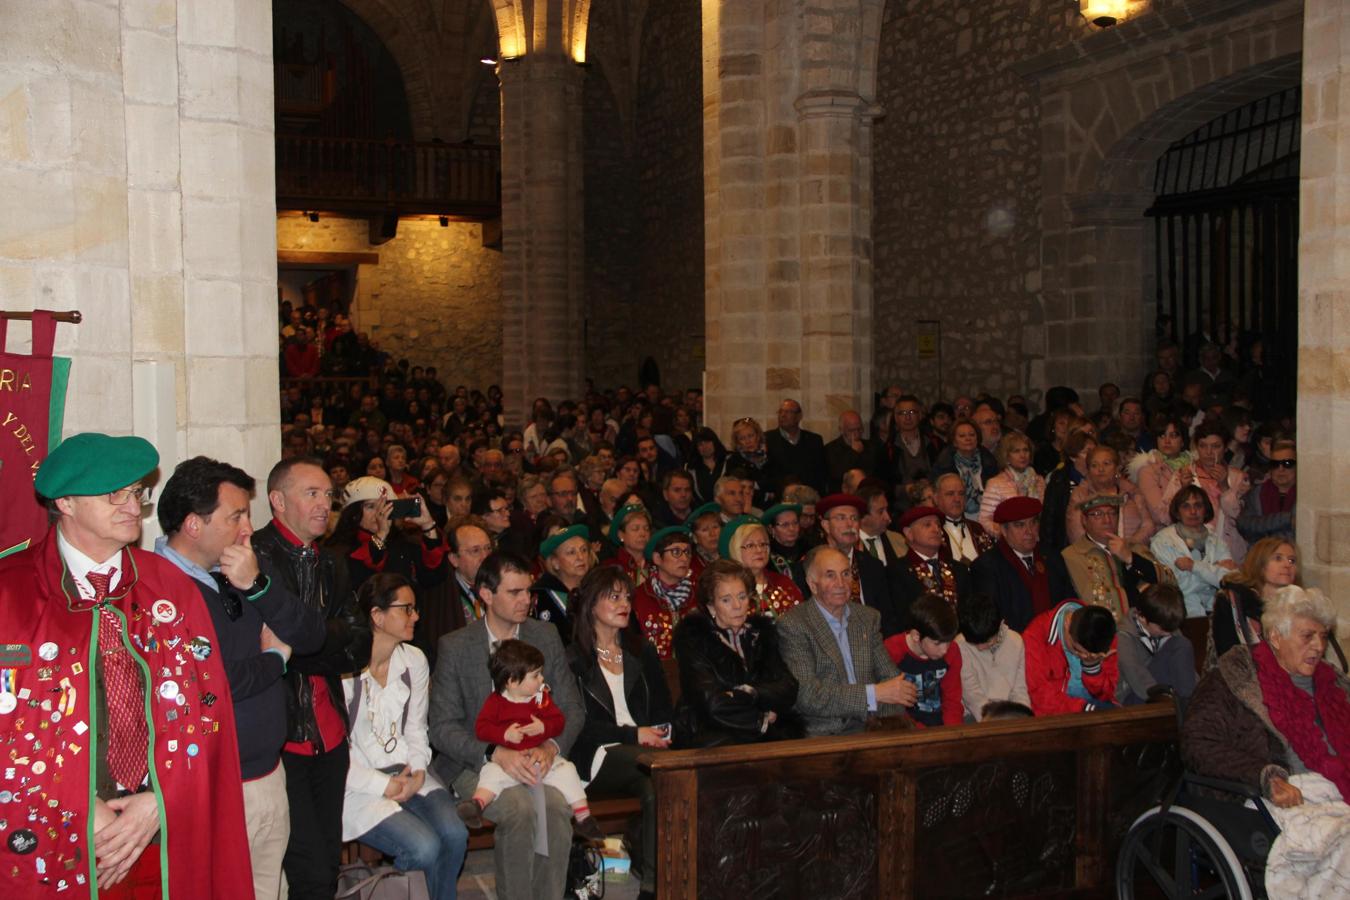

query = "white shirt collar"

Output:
[[484, 620, 520, 647], [56, 527, 123, 597]]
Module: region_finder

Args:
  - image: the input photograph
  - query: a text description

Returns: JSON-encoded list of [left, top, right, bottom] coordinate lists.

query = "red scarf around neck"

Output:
[[997, 538, 1052, 618], [1252, 640, 1350, 800], [1259, 478, 1296, 515]]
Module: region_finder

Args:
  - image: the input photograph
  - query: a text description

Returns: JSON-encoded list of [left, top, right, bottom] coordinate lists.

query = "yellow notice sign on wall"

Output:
[[916, 333, 938, 359]]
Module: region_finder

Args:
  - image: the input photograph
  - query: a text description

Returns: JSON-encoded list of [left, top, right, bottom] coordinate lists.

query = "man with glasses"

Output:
[[1061, 494, 1164, 622], [252, 457, 371, 900], [429, 552, 584, 900], [156, 456, 324, 900], [546, 470, 585, 525], [472, 489, 514, 544], [0, 433, 253, 897], [793, 494, 901, 638], [884, 395, 935, 490], [1238, 439, 1296, 543]]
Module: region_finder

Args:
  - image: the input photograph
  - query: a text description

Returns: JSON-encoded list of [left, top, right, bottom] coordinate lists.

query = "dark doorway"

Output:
[[1146, 86, 1299, 419]]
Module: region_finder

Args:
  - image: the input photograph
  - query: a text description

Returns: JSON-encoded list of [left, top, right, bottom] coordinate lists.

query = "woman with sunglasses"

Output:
[[342, 573, 468, 900], [1237, 439, 1296, 545]]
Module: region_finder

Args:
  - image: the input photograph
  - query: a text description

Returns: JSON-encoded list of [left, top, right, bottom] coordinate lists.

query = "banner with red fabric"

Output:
[[0, 311, 70, 559]]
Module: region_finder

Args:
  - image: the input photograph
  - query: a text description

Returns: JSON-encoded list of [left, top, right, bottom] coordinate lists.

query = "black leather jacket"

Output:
[[253, 522, 371, 747], [671, 611, 802, 747]]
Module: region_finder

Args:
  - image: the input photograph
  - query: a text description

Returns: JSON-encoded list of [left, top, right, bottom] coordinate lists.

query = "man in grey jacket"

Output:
[[777, 546, 916, 735], [429, 551, 585, 899]]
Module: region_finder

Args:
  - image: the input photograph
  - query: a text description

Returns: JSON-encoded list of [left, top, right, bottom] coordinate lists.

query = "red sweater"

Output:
[[475, 689, 566, 750], [884, 634, 965, 726], [1023, 600, 1119, 715]]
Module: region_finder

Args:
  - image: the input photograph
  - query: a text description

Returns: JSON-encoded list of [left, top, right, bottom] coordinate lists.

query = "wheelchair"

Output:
[[1115, 688, 1281, 900]]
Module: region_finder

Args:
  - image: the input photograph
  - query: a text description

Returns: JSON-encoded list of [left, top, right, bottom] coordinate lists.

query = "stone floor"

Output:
[[456, 845, 641, 900]]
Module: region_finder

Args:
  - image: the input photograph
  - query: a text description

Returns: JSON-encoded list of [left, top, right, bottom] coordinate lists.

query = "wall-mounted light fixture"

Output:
[[1081, 0, 1128, 27], [439, 216, 449, 227], [480, 57, 497, 66], [307, 211, 319, 223]]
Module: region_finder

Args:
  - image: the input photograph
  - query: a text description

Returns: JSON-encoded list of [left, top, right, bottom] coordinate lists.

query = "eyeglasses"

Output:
[[488, 504, 511, 515], [1272, 459, 1296, 469], [660, 546, 692, 558], [387, 603, 419, 615], [896, 409, 921, 418], [740, 541, 770, 551], [108, 485, 152, 505]]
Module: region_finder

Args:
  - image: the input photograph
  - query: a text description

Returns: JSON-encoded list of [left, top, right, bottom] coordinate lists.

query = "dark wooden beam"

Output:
[[276, 250, 380, 266]]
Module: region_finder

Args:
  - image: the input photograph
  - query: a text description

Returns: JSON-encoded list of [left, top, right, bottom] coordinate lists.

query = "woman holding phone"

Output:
[[567, 565, 675, 900], [326, 476, 450, 598]]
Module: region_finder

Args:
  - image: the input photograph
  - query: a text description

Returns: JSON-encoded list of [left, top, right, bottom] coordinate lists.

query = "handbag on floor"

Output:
[[336, 863, 431, 900]]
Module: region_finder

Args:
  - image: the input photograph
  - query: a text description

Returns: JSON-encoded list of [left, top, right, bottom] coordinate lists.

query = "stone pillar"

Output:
[[0, 0, 279, 530], [795, 91, 878, 434], [498, 54, 585, 426], [1298, 0, 1350, 615], [703, 2, 879, 438]]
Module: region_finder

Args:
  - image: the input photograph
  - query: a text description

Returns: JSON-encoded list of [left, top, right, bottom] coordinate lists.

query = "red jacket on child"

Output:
[[475, 688, 566, 749], [1023, 600, 1119, 715]]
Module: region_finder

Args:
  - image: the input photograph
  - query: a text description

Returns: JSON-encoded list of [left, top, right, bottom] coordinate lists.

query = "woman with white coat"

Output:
[[342, 573, 468, 900], [1149, 485, 1238, 619]]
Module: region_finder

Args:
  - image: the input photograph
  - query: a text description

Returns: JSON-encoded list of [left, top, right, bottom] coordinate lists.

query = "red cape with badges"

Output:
[[0, 529, 251, 899]]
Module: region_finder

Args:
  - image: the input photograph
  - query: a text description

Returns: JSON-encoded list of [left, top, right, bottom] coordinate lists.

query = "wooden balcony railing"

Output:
[[276, 135, 501, 218]]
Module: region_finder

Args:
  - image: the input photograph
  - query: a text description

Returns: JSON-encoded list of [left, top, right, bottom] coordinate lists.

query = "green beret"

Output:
[[718, 514, 764, 560], [608, 503, 650, 544], [689, 501, 721, 522], [760, 503, 802, 526], [35, 432, 159, 500], [539, 523, 589, 559], [1078, 493, 1125, 513], [645, 525, 693, 561]]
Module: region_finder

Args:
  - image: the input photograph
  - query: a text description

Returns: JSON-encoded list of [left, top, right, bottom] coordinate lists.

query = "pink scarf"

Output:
[[1253, 640, 1350, 800]]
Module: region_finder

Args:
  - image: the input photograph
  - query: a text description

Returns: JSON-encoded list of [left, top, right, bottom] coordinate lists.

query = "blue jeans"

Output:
[[359, 788, 468, 900]]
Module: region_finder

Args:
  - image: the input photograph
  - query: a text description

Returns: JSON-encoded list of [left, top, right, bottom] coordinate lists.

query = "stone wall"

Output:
[[0, 0, 279, 534], [632, 0, 705, 393], [873, 0, 1085, 405], [581, 0, 704, 393], [276, 215, 503, 389]]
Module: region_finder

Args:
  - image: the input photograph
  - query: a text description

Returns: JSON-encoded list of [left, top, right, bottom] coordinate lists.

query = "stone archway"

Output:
[[1023, 0, 1303, 398]]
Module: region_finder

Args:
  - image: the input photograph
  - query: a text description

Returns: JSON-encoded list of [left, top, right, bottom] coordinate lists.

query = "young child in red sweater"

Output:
[[456, 639, 605, 841]]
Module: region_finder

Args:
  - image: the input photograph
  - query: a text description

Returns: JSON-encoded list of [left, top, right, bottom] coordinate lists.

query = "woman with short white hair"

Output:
[[1182, 585, 1350, 895]]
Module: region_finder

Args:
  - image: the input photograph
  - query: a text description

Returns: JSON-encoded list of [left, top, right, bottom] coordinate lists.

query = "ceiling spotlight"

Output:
[[480, 57, 498, 66]]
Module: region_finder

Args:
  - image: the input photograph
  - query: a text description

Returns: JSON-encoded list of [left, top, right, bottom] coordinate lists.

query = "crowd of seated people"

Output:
[[256, 308, 1324, 897]]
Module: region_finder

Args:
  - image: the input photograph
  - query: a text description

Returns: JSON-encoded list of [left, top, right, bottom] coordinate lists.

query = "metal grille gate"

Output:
[[1145, 87, 1299, 414]]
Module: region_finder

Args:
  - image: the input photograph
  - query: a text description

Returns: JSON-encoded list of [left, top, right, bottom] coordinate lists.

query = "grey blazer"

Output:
[[428, 617, 585, 788], [776, 598, 903, 736]]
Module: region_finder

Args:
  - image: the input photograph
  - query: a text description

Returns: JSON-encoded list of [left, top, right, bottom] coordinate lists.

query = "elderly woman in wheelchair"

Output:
[[1179, 585, 1350, 896]]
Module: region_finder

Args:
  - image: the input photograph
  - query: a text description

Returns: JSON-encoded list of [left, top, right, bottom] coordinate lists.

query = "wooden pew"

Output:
[[642, 703, 1178, 899]]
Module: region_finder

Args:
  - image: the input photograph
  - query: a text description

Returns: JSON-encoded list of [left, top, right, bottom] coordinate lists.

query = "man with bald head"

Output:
[[776, 546, 916, 735], [825, 409, 875, 492], [766, 397, 828, 493]]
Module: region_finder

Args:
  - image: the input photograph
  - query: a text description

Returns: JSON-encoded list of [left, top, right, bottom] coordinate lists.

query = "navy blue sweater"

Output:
[[185, 573, 325, 779]]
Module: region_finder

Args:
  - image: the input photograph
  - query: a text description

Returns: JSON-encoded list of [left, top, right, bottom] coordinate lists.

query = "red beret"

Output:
[[897, 505, 942, 531], [993, 496, 1043, 524], [816, 493, 866, 517]]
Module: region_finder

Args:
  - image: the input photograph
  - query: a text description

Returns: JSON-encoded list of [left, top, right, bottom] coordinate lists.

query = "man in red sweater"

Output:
[[1023, 600, 1119, 715]]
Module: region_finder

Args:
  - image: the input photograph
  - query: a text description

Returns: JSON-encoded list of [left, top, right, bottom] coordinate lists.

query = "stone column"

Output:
[[703, 2, 878, 438], [0, 0, 279, 530], [1298, 0, 1350, 615], [497, 53, 585, 426], [795, 90, 878, 434]]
